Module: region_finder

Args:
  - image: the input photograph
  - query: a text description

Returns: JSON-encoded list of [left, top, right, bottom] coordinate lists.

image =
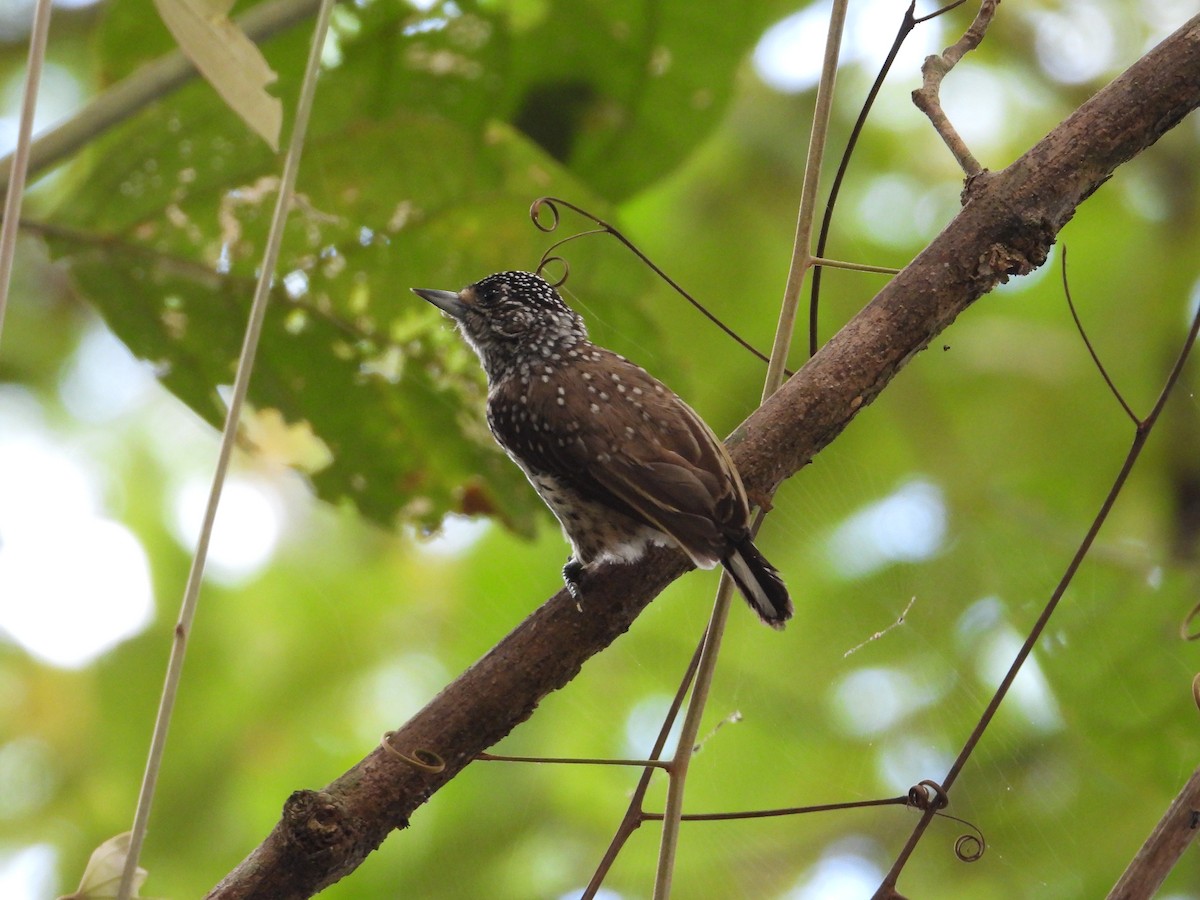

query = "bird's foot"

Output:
[[746, 488, 775, 513], [563, 557, 585, 611]]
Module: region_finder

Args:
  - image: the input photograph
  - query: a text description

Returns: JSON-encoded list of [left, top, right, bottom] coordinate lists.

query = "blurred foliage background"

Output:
[[1, 0, 1199, 897]]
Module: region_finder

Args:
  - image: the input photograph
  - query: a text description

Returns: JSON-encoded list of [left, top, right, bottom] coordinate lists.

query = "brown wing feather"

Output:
[[588, 460, 724, 566], [489, 346, 751, 566]]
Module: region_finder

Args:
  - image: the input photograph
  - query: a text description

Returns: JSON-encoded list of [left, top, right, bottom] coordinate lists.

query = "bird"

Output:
[[412, 271, 792, 628]]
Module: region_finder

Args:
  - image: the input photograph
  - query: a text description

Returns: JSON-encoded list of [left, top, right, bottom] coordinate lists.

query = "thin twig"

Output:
[[763, 0, 851, 391], [0, 0, 53, 347], [911, 0, 1000, 179], [530, 196, 787, 374], [652, 2, 851, 896], [476, 753, 671, 769], [115, 2, 338, 897], [810, 256, 901, 275], [582, 639, 703, 899], [652, 574, 737, 899], [874, 298, 1200, 896], [808, 0, 965, 356], [1061, 246, 1139, 424], [646, 795, 909, 822]]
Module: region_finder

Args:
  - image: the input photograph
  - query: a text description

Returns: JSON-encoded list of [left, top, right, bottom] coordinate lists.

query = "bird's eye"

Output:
[[494, 305, 533, 337]]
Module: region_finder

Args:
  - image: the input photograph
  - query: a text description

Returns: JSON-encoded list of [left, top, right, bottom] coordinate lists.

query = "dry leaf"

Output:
[[238, 404, 335, 474], [57, 832, 148, 900], [153, 0, 282, 150]]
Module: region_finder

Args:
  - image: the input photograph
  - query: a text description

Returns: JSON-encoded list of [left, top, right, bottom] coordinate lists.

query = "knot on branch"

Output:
[[282, 790, 357, 860], [978, 219, 1053, 286]]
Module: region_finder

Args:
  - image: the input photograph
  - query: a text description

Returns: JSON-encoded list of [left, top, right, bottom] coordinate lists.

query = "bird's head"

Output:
[[413, 271, 588, 380]]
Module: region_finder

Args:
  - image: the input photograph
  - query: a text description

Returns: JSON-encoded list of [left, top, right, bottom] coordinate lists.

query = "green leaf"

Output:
[[495, 0, 793, 199], [92, 0, 791, 200], [49, 0, 780, 531], [43, 113, 610, 534]]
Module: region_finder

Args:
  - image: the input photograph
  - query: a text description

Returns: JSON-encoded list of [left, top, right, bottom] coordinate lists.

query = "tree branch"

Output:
[[912, 0, 1000, 178], [208, 14, 1200, 898], [1107, 764, 1200, 898]]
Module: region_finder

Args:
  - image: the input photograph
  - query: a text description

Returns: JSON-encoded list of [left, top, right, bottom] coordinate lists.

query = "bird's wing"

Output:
[[587, 454, 727, 568], [513, 351, 750, 567]]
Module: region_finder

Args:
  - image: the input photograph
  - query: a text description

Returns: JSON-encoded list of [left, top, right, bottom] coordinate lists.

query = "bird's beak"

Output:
[[411, 287, 468, 319]]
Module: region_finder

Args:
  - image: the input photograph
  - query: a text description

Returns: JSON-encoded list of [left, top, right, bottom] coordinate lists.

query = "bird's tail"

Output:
[[723, 537, 793, 629]]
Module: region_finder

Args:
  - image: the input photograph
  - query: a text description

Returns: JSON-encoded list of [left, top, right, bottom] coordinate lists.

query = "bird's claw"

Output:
[[563, 557, 585, 605]]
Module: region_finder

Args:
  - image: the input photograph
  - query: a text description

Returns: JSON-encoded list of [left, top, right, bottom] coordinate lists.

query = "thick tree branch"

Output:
[[208, 14, 1200, 898]]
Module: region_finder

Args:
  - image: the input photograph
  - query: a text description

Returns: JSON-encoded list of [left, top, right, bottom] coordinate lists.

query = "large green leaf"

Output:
[[45, 110, 625, 534], [41, 0, 789, 531], [492, 0, 793, 199], [90, 0, 792, 200]]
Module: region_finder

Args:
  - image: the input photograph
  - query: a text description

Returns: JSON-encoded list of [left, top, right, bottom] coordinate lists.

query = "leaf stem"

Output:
[[652, 1, 850, 895], [0, 0, 53, 347], [763, 0, 850, 401], [652, 574, 736, 899], [115, 2, 337, 897]]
